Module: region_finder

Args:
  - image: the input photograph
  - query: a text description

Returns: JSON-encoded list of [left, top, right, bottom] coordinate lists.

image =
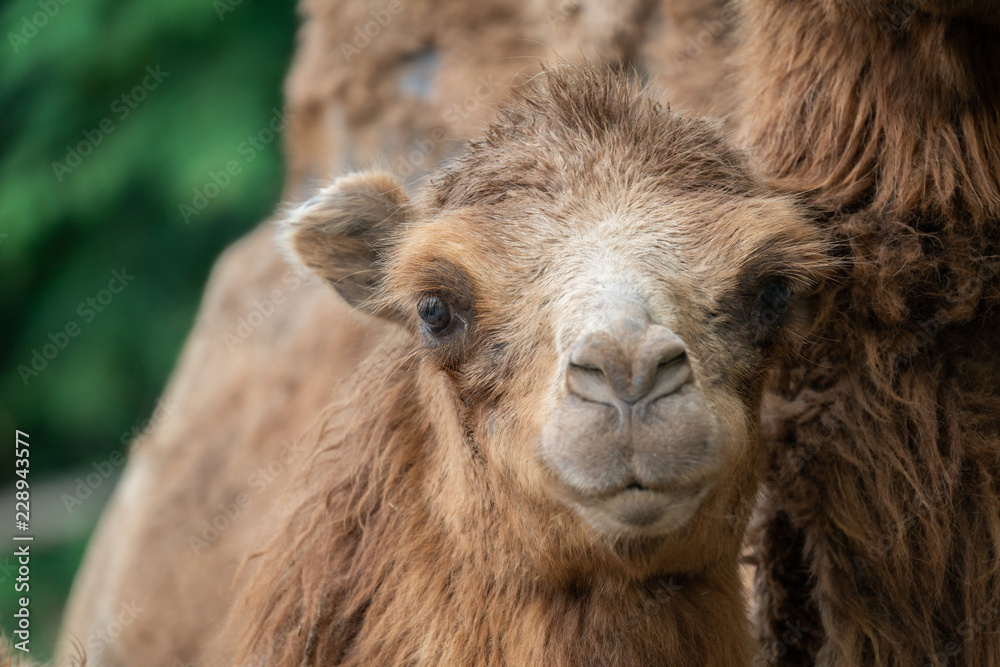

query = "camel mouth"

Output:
[[566, 481, 715, 537]]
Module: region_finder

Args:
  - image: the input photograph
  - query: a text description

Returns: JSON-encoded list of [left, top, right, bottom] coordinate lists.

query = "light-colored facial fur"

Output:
[[286, 77, 829, 558], [227, 64, 832, 664]]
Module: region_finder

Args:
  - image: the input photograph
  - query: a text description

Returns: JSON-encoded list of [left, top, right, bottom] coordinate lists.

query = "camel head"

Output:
[[284, 65, 831, 576]]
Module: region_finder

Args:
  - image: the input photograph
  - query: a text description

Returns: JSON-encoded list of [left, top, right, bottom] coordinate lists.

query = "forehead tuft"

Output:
[[430, 64, 758, 211]]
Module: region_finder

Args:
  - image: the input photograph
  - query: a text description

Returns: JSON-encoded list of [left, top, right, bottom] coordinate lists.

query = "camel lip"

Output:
[[557, 481, 716, 537], [562, 474, 715, 503], [604, 484, 708, 509]]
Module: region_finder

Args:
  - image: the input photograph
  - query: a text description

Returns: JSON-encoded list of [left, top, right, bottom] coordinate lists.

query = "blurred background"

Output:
[[0, 0, 296, 656]]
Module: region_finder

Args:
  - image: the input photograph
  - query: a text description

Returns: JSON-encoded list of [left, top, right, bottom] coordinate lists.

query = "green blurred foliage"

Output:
[[0, 0, 297, 657], [0, 0, 296, 475]]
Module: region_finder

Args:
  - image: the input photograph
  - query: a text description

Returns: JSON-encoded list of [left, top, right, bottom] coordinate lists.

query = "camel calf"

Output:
[[214, 64, 831, 666]]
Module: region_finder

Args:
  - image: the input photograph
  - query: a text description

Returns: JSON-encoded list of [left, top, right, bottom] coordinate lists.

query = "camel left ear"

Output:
[[283, 171, 408, 321]]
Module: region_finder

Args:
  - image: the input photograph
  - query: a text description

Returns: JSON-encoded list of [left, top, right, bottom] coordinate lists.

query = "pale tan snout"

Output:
[[541, 314, 720, 536], [567, 324, 691, 416]]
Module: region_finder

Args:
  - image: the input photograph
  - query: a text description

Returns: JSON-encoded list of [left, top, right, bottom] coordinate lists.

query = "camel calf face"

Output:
[[286, 66, 830, 570]]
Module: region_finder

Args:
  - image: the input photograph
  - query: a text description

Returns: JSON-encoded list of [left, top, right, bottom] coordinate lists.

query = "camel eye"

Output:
[[754, 279, 792, 327], [417, 295, 453, 334]]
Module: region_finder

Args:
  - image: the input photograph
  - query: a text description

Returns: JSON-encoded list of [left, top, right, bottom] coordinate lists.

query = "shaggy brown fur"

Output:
[[55, 229, 382, 665], [215, 64, 831, 665], [57, 3, 740, 664], [53, 0, 1000, 663], [736, 2, 1000, 665]]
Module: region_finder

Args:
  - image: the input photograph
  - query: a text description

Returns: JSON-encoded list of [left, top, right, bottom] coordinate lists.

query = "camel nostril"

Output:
[[636, 327, 691, 402], [656, 351, 687, 371], [566, 361, 619, 407], [645, 354, 692, 404], [649, 337, 686, 370]]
